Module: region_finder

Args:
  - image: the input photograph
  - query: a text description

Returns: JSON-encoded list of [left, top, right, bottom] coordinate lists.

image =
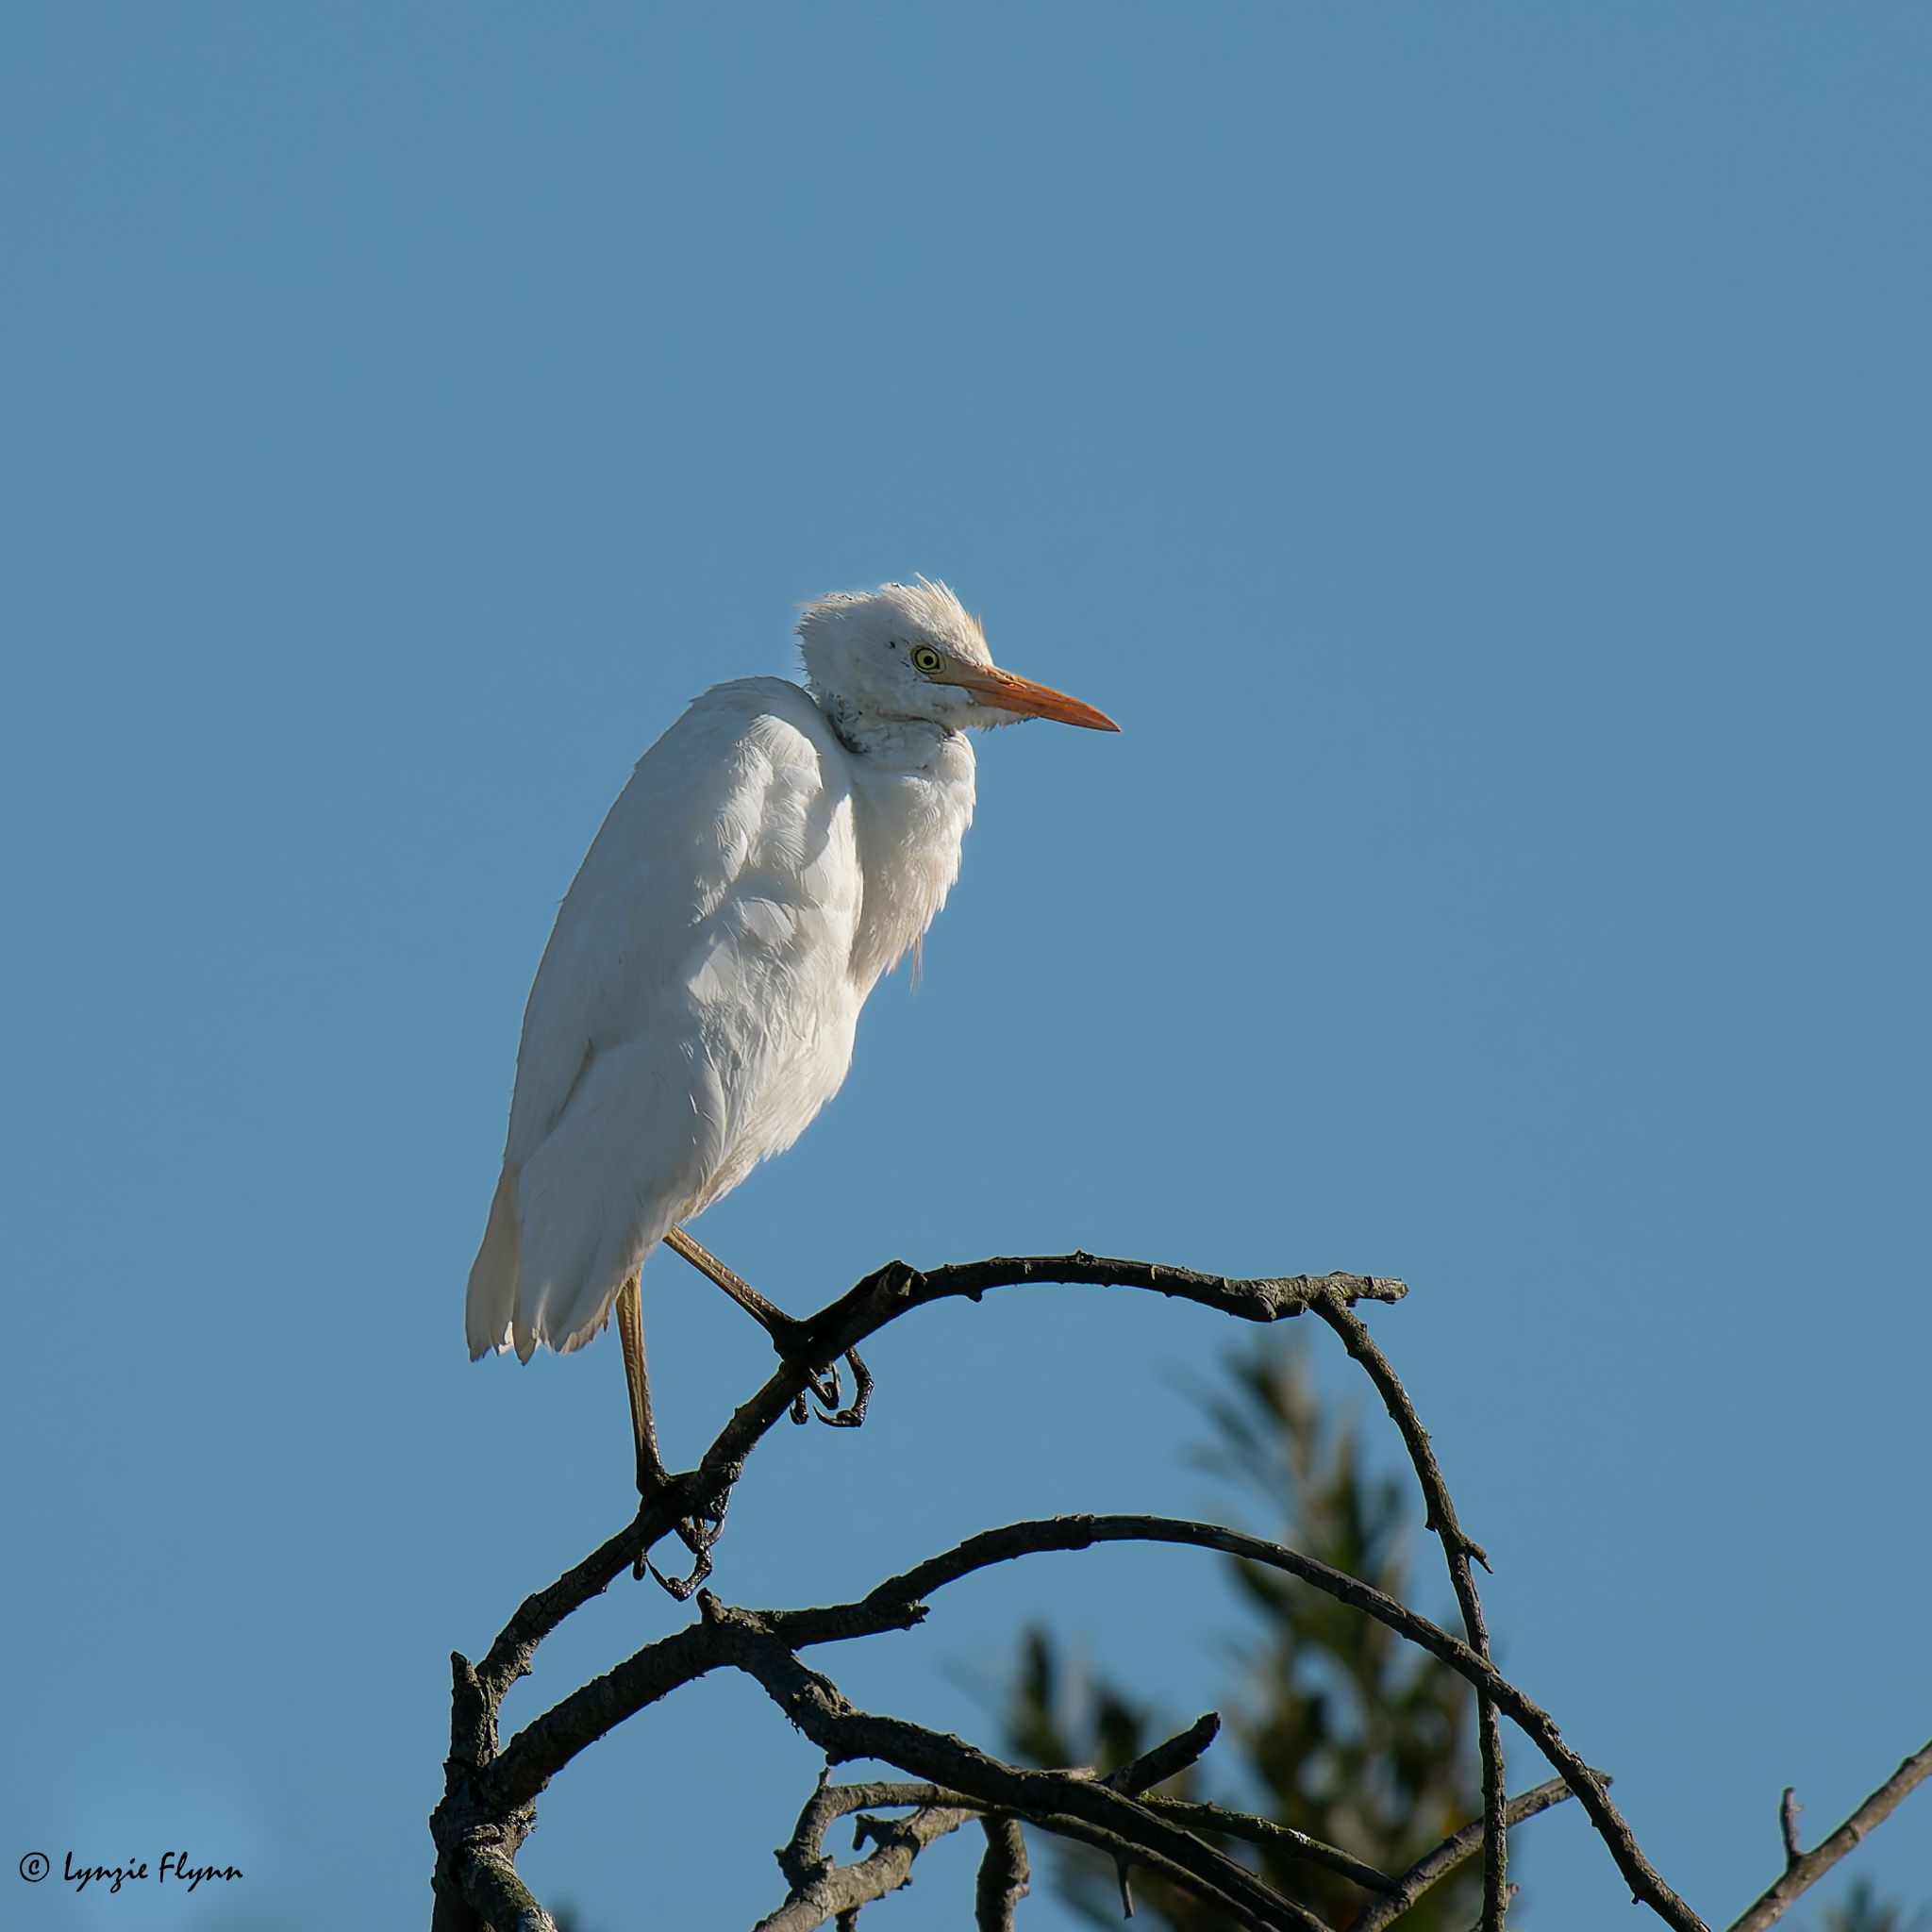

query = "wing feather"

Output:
[[467, 678, 864, 1358]]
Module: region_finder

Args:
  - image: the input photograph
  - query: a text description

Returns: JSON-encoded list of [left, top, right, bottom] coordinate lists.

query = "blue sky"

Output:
[[4, 5, 1928, 1929]]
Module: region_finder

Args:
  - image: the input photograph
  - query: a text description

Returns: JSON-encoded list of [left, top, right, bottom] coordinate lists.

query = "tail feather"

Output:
[[466, 1168, 523, 1359]]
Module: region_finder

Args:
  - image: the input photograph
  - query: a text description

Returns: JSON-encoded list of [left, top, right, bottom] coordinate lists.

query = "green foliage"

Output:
[[1819, 1877, 1932, 1932], [1005, 1336, 1478, 1930]]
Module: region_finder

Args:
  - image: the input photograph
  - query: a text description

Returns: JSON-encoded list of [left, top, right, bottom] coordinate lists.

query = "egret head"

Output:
[[797, 578, 1118, 739]]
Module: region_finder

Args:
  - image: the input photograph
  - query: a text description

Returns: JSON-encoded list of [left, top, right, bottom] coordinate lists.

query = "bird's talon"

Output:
[[811, 1346, 873, 1428], [780, 1343, 841, 1421], [647, 1541, 714, 1600], [629, 1466, 727, 1583]]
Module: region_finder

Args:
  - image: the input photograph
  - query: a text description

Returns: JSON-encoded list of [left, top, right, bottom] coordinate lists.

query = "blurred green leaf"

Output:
[[1818, 1876, 1931, 1932]]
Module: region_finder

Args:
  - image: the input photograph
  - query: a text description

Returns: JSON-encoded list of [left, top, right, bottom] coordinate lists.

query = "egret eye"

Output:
[[909, 645, 943, 675]]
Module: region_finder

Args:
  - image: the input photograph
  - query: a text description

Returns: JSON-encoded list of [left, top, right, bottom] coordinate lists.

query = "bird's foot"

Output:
[[767, 1316, 873, 1430], [814, 1344, 872, 1428], [645, 1517, 719, 1600], [631, 1466, 728, 1597]]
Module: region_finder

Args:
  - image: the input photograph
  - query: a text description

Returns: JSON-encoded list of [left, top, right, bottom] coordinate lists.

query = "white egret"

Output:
[[468, 579, 1117, 1500]]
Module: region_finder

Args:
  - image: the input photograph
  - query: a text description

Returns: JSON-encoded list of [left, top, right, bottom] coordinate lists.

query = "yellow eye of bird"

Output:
[[910, 645, 943, 675]]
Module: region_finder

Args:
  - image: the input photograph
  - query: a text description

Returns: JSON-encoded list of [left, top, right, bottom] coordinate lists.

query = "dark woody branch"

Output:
[[750, 1710, 1390, 1931], [468, 1256, 1404, 1699], [1355, 1775, 1583, 1932], [431, 1252, 1922, 1932], [1307, 1290, 1507, 1932], [437, 1254, 1405, 1931], [471, 1512, 1698, 1932], [1724, 1741, 1932, 1932]]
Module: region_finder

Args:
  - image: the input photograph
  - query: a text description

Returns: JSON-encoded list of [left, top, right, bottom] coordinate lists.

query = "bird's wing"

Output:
[[470, 677, 863, 1357], [503, 678, 851, 1160]]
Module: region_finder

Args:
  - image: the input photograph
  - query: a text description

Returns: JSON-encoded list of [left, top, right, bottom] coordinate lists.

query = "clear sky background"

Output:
[[4, 6, 1927, 1930]]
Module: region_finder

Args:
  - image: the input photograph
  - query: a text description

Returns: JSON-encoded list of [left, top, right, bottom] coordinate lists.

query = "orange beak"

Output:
[[952, 663, 1120, 732]]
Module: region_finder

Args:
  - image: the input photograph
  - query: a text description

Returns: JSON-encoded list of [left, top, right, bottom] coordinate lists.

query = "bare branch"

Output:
[[1307, 1291, 1507, 1932], [475, 1503, 676, 1701], [762, 1715, 1380, 1929], [439, 1255, 1925, 1932], [480, 1508, 1699, 1927], [974, 1816, 1030, 1931], [758, 1716, 1228, 1931], [1725, 1740, 1932, 1932], [675, 1257, 1405, 1587], [755, 1789, 976, 1932], [1303, 1294, 1484, 1565], [1778, 1788, 1802, 1869], [1081, 1710, 1392, 1898], [458, 1844, 558, 1932], [1356, 1776, 1583, 1932], [837, 1515, 1708, 1932], [470, 1256, 1403, 1702], [718, 1606, 1329, 1932], [781, 1775, 964, 1879], [1137, 1796, 1395, 1895], [1104, 1711, 1224, 1794], [489, 1620, 741, 1813]]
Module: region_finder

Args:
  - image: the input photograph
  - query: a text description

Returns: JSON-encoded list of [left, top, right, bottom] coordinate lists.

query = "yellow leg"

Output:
[[662, 1226, 793, 1330], [661, 1225, 874, 1429], [615, 1273, 670, 1496]]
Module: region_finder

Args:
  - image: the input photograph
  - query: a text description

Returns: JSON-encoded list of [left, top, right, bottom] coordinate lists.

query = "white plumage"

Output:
[[468, 580, 1116, 1365]]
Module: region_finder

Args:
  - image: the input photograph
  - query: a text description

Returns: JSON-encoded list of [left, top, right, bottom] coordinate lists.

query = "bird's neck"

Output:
[[817, 698, 955, 765], [831, 709, 978, 991]]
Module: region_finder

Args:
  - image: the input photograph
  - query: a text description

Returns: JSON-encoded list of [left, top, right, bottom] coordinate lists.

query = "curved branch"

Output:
[[679, 1257, 1405, 1580], [441, 1257, 1876, 1932], [481, 1509, 1701, 1932], [1308, 1291, 1507, 1932], [755, 1777, 980, 1932], [469, 1257, 1404, 1700], [840, 1516, 1707, 1932], [489, 1616, 772, 1813]]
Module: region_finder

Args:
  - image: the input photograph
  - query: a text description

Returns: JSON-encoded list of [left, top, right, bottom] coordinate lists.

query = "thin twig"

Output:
[[1355, 1776, 1584, 1932], [1138, 1795, 1396, 1894], [1726, 1740, 1932, 1932], [1778, 1788, 1801, 1869], [759, 1716, 1229, 1932], [1308, 1291, 1507, 1932], [719, 1606, 1328, 1932], [1108, 1711, 1393, 1895], [1104, 1711, 1224, 1794]]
